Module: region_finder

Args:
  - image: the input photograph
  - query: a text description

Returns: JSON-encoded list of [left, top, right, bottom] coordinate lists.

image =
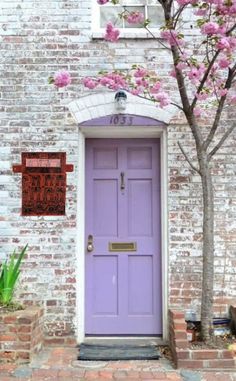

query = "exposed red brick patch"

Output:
[[169, 309, 236, 369], [0, 307, 43, 364]]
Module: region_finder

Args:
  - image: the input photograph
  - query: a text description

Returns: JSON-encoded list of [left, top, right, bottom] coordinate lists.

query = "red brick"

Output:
[[17, 351, 30, 360], [139, 372, 155, 379], [173, 321, 187, 330], [113, 370, 128, 379], [18, 325, 31, 333], [220, 350, 234, 359], [169, 310, 185, 320], [206, 359, 235, 368], [3, 316, 17, 324], [0, 351, 16, 360], [18, 334, 31, 342], [0, 334, 16, 342], [84, 370, 99, 380], [177, 359, 204, 368], [44, 337, 65, 345], [175, 340, 189, 349], [176, 349, 190, 359], [192, 350, 218, 360], [65, 337, 77, 346], [98, 371, 114, 379], [174, 331, 188, 340], [17, 317, 32, 325]]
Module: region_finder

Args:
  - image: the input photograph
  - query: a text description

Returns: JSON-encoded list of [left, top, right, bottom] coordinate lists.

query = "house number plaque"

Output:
[[13, 152, 73, 216]]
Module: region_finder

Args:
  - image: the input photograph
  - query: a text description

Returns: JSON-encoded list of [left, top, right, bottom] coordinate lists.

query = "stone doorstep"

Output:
[[169, 309, 236, 370]]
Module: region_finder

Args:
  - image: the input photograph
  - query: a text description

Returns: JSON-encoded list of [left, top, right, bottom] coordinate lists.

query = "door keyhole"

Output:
[[120, 172, 125, 191]]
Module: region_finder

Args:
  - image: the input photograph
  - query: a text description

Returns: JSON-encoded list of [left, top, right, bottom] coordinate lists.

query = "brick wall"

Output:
[[169, 310, 236, 369], [0, 0, 235, 341], [0, 307, 44, 363]]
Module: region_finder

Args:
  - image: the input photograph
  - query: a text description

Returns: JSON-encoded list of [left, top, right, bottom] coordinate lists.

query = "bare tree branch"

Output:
[[203, 68, 236, 150], [208, 123, 236, 159], [226, 22, 236, 35], [173, 4, 187, 28], [178, 141, 200, 174], [171, 45, 203, 149]]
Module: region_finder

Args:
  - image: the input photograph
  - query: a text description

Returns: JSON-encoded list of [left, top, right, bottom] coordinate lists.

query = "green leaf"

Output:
[[144, 19, 150, 27], [0, 245, 28, 305]]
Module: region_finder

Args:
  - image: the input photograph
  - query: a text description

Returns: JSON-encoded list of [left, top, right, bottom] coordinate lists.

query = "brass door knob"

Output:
[[87, 234, 94, 252]]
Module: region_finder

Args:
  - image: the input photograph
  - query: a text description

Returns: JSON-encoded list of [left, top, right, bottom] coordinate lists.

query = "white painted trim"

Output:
[[160, 129, 169, 341], [68, 91, 176, 126], [76, 124, 169, 343], [91, 1, 163, 39], [76, 132, 85, 343]]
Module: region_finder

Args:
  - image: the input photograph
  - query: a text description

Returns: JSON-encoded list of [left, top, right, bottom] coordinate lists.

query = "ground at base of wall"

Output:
[[1, 346, 236, 381], [190, 334, 236, 350], [169, 309, 236, 369]]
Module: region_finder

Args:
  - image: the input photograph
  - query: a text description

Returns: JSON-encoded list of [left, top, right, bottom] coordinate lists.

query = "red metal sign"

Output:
[[13, 152, 73, 216]]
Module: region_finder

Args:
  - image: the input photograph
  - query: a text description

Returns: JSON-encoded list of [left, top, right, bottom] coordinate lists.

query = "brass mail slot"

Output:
[[109, 242, 137, 252]]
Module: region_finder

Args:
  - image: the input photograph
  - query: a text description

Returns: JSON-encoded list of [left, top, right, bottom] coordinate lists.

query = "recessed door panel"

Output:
[[128, 179, 153, 236], [93, 179, 118, 237], [92, 256, 118, 315], [128, 255, 153, 315]]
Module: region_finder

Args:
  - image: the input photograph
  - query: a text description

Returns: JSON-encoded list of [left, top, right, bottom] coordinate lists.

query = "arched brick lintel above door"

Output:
[[68, 91, 177, 126]]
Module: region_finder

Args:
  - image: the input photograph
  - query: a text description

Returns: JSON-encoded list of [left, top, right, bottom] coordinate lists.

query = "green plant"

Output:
[[0, 244, 28, 305]]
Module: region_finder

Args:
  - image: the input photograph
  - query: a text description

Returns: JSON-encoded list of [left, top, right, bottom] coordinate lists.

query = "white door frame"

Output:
[[76, 126, 168, 343], [68, 92, 175, 343]]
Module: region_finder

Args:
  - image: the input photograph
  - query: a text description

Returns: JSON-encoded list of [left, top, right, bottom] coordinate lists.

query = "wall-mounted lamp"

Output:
[[115, 90, 127, 111]]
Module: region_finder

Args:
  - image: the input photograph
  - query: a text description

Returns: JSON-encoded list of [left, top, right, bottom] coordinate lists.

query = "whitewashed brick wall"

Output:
[[0, 0, 235, 341]]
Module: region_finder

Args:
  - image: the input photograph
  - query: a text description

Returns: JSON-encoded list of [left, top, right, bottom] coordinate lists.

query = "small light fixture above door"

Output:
[[115, 90, 127, 111]]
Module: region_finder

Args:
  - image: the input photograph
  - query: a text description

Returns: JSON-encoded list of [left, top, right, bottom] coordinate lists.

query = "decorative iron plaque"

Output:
[[13, 152, 73, 216]]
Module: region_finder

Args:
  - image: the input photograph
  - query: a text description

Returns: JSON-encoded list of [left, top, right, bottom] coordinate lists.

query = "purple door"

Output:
[[85, 139, 162, 335]]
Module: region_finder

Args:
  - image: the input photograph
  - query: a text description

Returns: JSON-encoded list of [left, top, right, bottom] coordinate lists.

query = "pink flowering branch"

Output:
[[204, 67, 236, 151], [49, 70, 71, 88]]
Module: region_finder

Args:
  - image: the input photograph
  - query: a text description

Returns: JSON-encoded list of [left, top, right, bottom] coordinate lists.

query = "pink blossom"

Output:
[[104, 22, 120, 42], [170, 68, 177, 78], [161, 30, 184, 47], [217, 3, 236, 16], [177, 0, 197, 5], [82, 78, 97, 89], [217, 37, 231, 50], [176, 61, 188, 70], [96, 72, 128, 90], [229, 95, 236, 104], [194, 8, 208, 16], [196, 92, 209, 101], [154, 92, 170, 108], [134, 68, 148, 77], [218, 88, 228, 97], [218, 57, 231, 68], [131, 88, 141, 95], [97, 0, 109, 3], [53, 70, 71, 88], [201, 22, 219, 35], [135, 78, 148, 87], [229, 37, 236, 49], [193, 107, 203, 117], [126, 11, 144, 24], [188, 64, 205, 83], [150, 81, 162, 93]]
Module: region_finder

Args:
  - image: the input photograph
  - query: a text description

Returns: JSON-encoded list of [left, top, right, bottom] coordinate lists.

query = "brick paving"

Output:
[[0, 347, 235, 381]]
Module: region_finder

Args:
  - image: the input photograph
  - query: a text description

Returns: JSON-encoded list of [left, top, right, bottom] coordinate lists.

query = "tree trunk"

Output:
[[199, 153, 214, 341]]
